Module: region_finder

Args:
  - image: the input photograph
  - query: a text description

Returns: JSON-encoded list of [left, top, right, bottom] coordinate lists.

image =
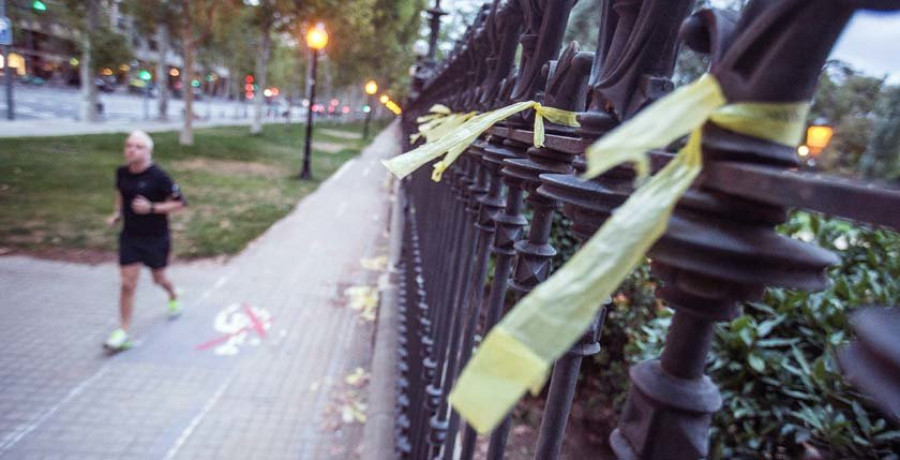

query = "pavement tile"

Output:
[[0, 122, 400, 459]]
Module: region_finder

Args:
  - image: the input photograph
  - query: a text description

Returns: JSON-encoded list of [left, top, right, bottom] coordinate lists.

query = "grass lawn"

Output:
[[0, 120, 389, 260]]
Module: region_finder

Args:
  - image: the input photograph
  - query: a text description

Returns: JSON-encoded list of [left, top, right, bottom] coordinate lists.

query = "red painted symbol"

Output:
[[196, 303, 271, 354]]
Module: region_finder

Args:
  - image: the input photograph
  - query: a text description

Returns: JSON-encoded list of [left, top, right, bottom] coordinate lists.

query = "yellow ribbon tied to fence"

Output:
[[449, 73, 810, 434], [410, 104, 475, 145], [383, 101, 580, 182]]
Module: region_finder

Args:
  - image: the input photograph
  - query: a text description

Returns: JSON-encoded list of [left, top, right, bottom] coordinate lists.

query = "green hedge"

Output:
[[573, 212, 900, 458]]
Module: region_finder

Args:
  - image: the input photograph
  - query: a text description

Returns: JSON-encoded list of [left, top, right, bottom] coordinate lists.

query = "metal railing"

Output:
[[388, 1, 900, 459]]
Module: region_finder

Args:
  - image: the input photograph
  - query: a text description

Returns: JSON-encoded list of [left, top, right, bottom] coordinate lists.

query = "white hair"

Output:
[[128, 130, 154, 153]]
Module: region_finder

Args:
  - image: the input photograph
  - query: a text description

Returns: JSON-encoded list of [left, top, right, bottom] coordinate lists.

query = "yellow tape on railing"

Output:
[[383, 101, 580, 181], [410, 105, 473, 145], [449, 73, 810, 434]]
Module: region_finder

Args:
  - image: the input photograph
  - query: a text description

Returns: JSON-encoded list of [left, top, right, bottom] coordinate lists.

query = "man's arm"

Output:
[[107, 192, 123, 226], [149, 198, 185, 215]]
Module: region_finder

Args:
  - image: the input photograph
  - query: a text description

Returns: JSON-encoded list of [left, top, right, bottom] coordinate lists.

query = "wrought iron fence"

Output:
[[387, 0, 900, 459]]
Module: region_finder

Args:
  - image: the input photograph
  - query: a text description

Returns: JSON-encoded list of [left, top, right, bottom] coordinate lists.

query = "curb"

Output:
[[362, 135, 405, 459]]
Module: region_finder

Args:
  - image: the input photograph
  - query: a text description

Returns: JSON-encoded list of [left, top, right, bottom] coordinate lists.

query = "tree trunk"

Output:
[[224, 70, 232, 101], [180, 0, 194, 146], [156, 25, 170, 121], [251, 26, 271, 135], [79, 0, 99, 122]]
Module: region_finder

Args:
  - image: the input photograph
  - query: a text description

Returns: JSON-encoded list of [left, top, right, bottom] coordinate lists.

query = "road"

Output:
[[0, 84, 301, 122]]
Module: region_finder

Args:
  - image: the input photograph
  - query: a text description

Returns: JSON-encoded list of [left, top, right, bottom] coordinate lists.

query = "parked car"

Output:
[[20, 74, 47, 86], [95, 77, 116, 93], [128, 78, 157, 97]]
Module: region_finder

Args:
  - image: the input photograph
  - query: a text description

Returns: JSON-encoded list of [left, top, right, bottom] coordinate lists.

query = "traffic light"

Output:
[[138, 70, 152, 81], [32, 1, 48, 12], [245, 75, 255, 84]]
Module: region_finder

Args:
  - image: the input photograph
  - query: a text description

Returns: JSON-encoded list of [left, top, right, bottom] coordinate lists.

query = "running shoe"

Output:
[[168, 299, 183, 318], [104, 328, 132, 350]]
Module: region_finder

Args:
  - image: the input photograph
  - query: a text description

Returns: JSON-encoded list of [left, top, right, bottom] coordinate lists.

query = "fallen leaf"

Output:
[[360, 255, 389, 271], [345, 367, 369, 388]]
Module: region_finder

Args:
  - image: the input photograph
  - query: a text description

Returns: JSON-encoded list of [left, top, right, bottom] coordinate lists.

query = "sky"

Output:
[[831, 10, 900, 83], [439, 2, 900, 84]]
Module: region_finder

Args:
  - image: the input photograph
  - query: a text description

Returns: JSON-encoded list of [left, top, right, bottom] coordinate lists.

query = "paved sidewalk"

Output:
[[0, 122, 401, 459], [0, 116, 306, 138]]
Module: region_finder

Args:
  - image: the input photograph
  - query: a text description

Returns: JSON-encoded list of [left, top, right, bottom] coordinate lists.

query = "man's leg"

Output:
[[119, 264, 141, 332], [151, 268, 177, 301]]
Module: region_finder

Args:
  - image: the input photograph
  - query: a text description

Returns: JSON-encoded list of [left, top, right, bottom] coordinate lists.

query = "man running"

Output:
[[105, 130, 186, 350]]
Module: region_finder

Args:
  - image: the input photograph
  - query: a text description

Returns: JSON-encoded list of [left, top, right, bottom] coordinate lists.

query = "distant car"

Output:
[[21, 74, 47, 86], [128, 78, 157, 97], [95, 77, 116, 93], [170, 83, 203, 100]]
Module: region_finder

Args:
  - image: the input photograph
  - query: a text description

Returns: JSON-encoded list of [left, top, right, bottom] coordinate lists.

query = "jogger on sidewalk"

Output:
[[104, 130, 187, 350]]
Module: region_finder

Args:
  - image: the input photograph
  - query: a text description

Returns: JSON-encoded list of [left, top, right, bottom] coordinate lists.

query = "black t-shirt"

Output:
[[115, 164, 185, 237]]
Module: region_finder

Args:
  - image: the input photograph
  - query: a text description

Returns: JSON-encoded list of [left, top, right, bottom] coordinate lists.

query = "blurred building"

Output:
[[2, 0, 230, 96]]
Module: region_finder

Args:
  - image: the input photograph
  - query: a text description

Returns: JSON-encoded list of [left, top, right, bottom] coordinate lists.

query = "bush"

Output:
[[574, 212, 900, 458]]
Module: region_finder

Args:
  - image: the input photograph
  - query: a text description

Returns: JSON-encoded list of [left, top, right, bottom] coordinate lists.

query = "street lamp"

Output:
[[805, 124, 834, 157], [298, 22, 328, 180], [797, 120, 833, 168], [363, 79, 377, 139]]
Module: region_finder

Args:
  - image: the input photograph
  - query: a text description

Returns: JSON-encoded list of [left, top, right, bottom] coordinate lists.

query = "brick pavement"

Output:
[[0, 121, 401, 459]]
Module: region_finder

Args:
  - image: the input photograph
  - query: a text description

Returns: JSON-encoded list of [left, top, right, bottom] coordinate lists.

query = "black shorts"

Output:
[[119, 234, 171, 269]]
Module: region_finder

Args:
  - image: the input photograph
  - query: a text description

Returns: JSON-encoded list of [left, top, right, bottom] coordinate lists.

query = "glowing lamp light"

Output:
[[32, 0, 47, 12], [806, 125, 834, 157], [69, 58, 79, 66], [263, 89, 273, 97], [169, 68, 180, 77], [244, 84, 254, 92], [2, 53, 25, 75], [341, 106, 350, 114], [797, 145, 810, 157], [191, 79, 201, 88], [306, 24, 329, 50], [101, 67, 113, 76], [364, 80, 378, 95], [330, 98, 339, 106], [363, 105, 371, 113], [379, 95, 389, 104], [245, 75, 255, 84], [271, 88, 279, 96], [138, 70, 152, 81], [245, 91, 254, 100], [119, 64, 130, 72]]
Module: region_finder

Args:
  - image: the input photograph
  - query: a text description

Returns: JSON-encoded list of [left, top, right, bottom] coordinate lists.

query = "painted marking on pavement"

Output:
[[196, 302, 271, 355], [163, 373, 235, 460], [0, 271, 233, 453], [0, 367, 110, 454]]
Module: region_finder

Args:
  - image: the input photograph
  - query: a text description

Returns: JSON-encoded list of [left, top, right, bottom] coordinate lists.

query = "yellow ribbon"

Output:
[[449, 73, 810, 434], [382, 101, 580, 182], [410, 105, 476, 145]]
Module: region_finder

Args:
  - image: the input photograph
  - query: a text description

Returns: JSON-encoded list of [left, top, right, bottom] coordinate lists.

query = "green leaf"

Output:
[[874, 431, 900, 442], [731, 315, 752, 331], [757, 338, 800, 348], [852, 401, 872, 434], [757, 316, 784, 338], [748, 353, 766, 373], [739, 328, 754, 347], [782, 389, 815, 401]]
